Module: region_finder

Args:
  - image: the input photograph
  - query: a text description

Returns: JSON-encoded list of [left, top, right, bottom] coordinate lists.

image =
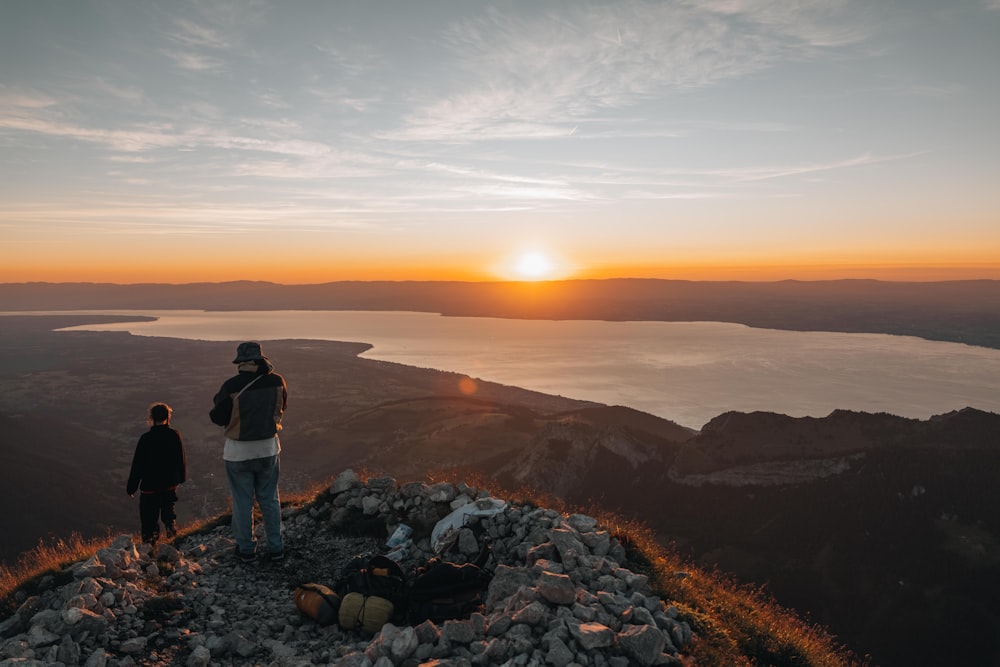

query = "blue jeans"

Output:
[[225, 455, 283, 555]]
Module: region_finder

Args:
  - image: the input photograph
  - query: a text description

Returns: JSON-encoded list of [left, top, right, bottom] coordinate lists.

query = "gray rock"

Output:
[[0, 639, 33, 659], [155, 543, 181, 563], [366, 623, 418, 662], [331, 469, 363, 495], [185, 645, 210, 667], [82, 648, 109, 667], [537, 571, 577, 605], [441, 619, 478, 644], [267, 639, 297, 658], [28, 609, 61, 633], [549, 528, 587, 568], [0, 659, 48, 667], [618, 624, 665, 666], [388, 624, 418, 661], [567, 620, 615, 650], [69, 609, 108, 639], [580, 530, 612, 557], [361, 495, 381, 515], [546, 635, 575, 667], [567, 514, 599, 533], [0, 616, 23, 640], [72, 556, 107, 579], [57, 634, 80, 665], [204, 633, 229, 658], [669, 620, 693, 648], [336, 652, 373, 667], [25, 624, 59, 649], [118, 637, 147, 655], [511, 601, 548, 626], [413, 619, 440, 645], [426, 482, 457, 503], [366, 476, 396, 492], [458, 528, 480, 556], [485, 565, 538, 609]]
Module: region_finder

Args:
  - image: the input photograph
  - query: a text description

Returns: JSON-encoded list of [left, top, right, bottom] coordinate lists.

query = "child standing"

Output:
[[127, 403, 187, 546]]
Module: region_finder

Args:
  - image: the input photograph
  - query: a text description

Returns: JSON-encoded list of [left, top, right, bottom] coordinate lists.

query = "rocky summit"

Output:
[[0, 472, 693, 666]]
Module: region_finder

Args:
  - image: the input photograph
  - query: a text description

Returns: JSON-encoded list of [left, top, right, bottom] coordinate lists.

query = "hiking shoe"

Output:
[[234, 547, 256, 563], [269, 550, 285, 562]]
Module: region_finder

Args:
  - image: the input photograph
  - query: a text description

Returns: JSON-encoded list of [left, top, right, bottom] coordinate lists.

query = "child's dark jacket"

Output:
[[126, 425, 187, 495]]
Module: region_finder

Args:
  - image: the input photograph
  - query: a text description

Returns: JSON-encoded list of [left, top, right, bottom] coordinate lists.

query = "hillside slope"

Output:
[[495, 408, 1000, 666]]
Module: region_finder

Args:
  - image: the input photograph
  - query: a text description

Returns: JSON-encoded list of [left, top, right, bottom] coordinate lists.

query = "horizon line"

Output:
[[3, 275, 1000, 287]]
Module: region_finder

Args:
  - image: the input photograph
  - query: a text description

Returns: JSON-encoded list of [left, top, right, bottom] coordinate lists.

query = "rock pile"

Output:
[[1, 471, 693, 666]]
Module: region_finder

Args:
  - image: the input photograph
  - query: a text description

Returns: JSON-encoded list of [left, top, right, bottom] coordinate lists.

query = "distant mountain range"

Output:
[[3, 278, 1000, 349]]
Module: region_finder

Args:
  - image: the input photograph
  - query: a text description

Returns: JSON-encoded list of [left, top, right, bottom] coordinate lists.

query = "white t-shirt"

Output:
[[223, 435, 281, 462]]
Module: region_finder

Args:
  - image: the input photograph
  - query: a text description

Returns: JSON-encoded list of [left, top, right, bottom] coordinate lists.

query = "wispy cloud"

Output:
[[717, 151, 923, 183], [0, 115, 180, 152], [0, 102, 340, 160], [390, 1, 871, 142], [314, 42, 386, 79], [87, 78, 148, 107], [167, 18, 233, 50], [0, 89, 58, 110], [162, 50, 226, 72], [159, 10, 243, 73]]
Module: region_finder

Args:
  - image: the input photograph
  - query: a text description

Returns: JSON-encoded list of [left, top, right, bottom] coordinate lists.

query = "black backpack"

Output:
[[405, 557, 493, 624], [333, 554, 409, 614]]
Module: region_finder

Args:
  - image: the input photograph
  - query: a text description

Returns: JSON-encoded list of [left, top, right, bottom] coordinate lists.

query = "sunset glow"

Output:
[[514, 252, 554, 280], [1, 2, 999, 284]]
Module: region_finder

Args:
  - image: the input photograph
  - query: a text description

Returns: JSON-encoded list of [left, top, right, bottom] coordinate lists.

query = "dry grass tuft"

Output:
[[613, 516, 867, 667], [1, 532, 115, 617]]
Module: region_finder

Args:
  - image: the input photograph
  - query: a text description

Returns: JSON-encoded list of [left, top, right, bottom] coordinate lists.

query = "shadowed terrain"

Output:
[[2, 313, 999, 666], [0, 315, 598, 563]]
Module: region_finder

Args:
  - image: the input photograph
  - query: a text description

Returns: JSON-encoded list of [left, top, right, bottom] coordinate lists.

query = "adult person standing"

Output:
[[209, 341, 288, 563]]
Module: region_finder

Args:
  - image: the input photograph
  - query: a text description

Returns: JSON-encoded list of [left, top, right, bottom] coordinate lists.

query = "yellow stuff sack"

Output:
[[293, 583, 340, 626], [338, 592, 394, 634]]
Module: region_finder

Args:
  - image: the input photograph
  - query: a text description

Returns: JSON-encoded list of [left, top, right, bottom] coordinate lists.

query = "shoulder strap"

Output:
[[235, 374, 263, 398]]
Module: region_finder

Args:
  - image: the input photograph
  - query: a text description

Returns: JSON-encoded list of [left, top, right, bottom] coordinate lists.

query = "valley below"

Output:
[[1, 312, 999, 666]]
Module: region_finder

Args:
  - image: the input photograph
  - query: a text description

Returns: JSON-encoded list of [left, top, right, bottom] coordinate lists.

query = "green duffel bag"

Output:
[[338, 591, 394, 634], [293, 583, 340, 625]]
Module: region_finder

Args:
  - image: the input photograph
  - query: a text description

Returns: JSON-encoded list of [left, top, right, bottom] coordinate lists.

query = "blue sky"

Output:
[[2, 0, 999, 282]]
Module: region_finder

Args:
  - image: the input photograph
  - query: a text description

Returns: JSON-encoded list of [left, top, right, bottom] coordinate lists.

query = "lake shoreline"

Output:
[[28, 308, 1000, 431]]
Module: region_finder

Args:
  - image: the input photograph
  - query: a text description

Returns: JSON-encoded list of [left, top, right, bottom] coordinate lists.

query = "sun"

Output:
[[494, 247, 573, 281], [512, 251, 555, 280]]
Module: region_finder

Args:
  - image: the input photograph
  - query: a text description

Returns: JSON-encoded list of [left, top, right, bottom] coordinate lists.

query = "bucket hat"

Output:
[[233, 341, 267, 363]]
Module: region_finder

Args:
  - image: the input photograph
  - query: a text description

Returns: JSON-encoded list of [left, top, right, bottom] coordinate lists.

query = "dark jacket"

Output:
[[210, 364, 287, 441], [126, 424, 187, 495]]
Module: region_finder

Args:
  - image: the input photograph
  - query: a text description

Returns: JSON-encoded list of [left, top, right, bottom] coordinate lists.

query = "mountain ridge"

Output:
[[495, 407, 1000, 666]]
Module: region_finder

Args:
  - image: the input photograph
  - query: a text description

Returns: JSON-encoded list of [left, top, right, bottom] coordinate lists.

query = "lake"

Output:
[[41, 309, 1000, 429]]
